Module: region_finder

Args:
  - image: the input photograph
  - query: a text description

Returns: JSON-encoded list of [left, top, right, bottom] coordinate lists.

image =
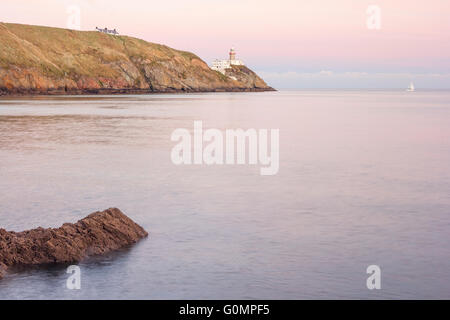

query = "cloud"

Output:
[[257, 71, 450, 89], [318, 70, 333, 76]]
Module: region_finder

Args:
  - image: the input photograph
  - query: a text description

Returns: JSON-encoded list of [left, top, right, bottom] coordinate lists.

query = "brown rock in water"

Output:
[[0, 208, 147, 279], [0, 262, 6, 279]]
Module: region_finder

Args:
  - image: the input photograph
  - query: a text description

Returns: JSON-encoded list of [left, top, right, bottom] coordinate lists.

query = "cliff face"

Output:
[[0, 208, 147, 279], [0, 23, 274, 95], [225, 65, 270, 88]]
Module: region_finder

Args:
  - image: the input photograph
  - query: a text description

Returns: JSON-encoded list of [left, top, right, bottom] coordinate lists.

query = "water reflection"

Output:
[[1, 92, 450, 299]]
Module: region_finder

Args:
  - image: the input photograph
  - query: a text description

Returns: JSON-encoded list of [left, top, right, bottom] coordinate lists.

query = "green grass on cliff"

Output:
[[0, 23, 272, 92], [0, 23, 205, 79]]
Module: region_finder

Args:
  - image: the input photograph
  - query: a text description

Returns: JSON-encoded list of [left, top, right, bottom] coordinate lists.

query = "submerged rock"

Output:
[[0, 208, 147, 279]]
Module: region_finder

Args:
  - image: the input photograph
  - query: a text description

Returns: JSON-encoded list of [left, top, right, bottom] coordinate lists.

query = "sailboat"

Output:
[[406, 82, 415, 92]]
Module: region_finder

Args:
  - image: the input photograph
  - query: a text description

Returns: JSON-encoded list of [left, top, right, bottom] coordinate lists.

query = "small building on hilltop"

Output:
[[211, 47, 244, 75], [96, 27, 119, 35]]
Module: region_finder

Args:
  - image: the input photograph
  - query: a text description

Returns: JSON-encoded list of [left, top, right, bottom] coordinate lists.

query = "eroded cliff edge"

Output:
[[0, 23, 274, 95], [0, 208, 147, 279]]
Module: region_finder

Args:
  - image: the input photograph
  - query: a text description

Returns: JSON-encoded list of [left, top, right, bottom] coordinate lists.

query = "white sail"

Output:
[[407, 82, 415, 92]]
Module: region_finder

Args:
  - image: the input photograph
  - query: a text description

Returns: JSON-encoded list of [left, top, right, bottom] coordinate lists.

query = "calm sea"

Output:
[[0, 90, 449, 299]]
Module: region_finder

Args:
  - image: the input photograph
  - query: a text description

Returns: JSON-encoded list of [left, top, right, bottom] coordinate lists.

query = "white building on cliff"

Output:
[[211, 48, 244, 75], [96, 27, 119, 35]]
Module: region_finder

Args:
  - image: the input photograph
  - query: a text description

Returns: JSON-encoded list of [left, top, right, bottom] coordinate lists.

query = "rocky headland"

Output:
[[0, 208, 147, 279], [0, 23, 274, 95]]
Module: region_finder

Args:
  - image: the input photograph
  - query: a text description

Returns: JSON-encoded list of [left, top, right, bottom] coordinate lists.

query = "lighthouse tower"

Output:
[[228, 47, 244, 66], [229, 47, 236, 61], [210, 47, 245, 74]]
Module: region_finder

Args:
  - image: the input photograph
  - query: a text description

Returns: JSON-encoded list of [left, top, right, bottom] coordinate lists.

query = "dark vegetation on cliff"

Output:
[[0, 23, 274, 95], [0, 208, 147, 279]]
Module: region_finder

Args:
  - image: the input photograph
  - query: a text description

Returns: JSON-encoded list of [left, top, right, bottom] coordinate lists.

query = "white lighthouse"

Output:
[[211, 47, 245, 75], [229, 47, 236, 60]]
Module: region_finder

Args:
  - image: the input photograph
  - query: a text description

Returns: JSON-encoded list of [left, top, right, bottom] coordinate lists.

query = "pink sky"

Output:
[[2, 0, 450, 88]]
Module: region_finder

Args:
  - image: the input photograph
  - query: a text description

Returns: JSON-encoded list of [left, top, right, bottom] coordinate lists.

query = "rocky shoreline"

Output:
[[0, 208, 147, 279], [0, 86, 274, 97], [0, 23, 275, 96]]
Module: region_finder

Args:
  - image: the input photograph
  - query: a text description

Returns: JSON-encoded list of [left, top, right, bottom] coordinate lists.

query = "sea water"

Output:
[[0, 90, 449, 299]]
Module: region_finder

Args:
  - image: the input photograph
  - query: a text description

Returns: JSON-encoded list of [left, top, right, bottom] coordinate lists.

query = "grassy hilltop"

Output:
[[0, 23, 273, 95]]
